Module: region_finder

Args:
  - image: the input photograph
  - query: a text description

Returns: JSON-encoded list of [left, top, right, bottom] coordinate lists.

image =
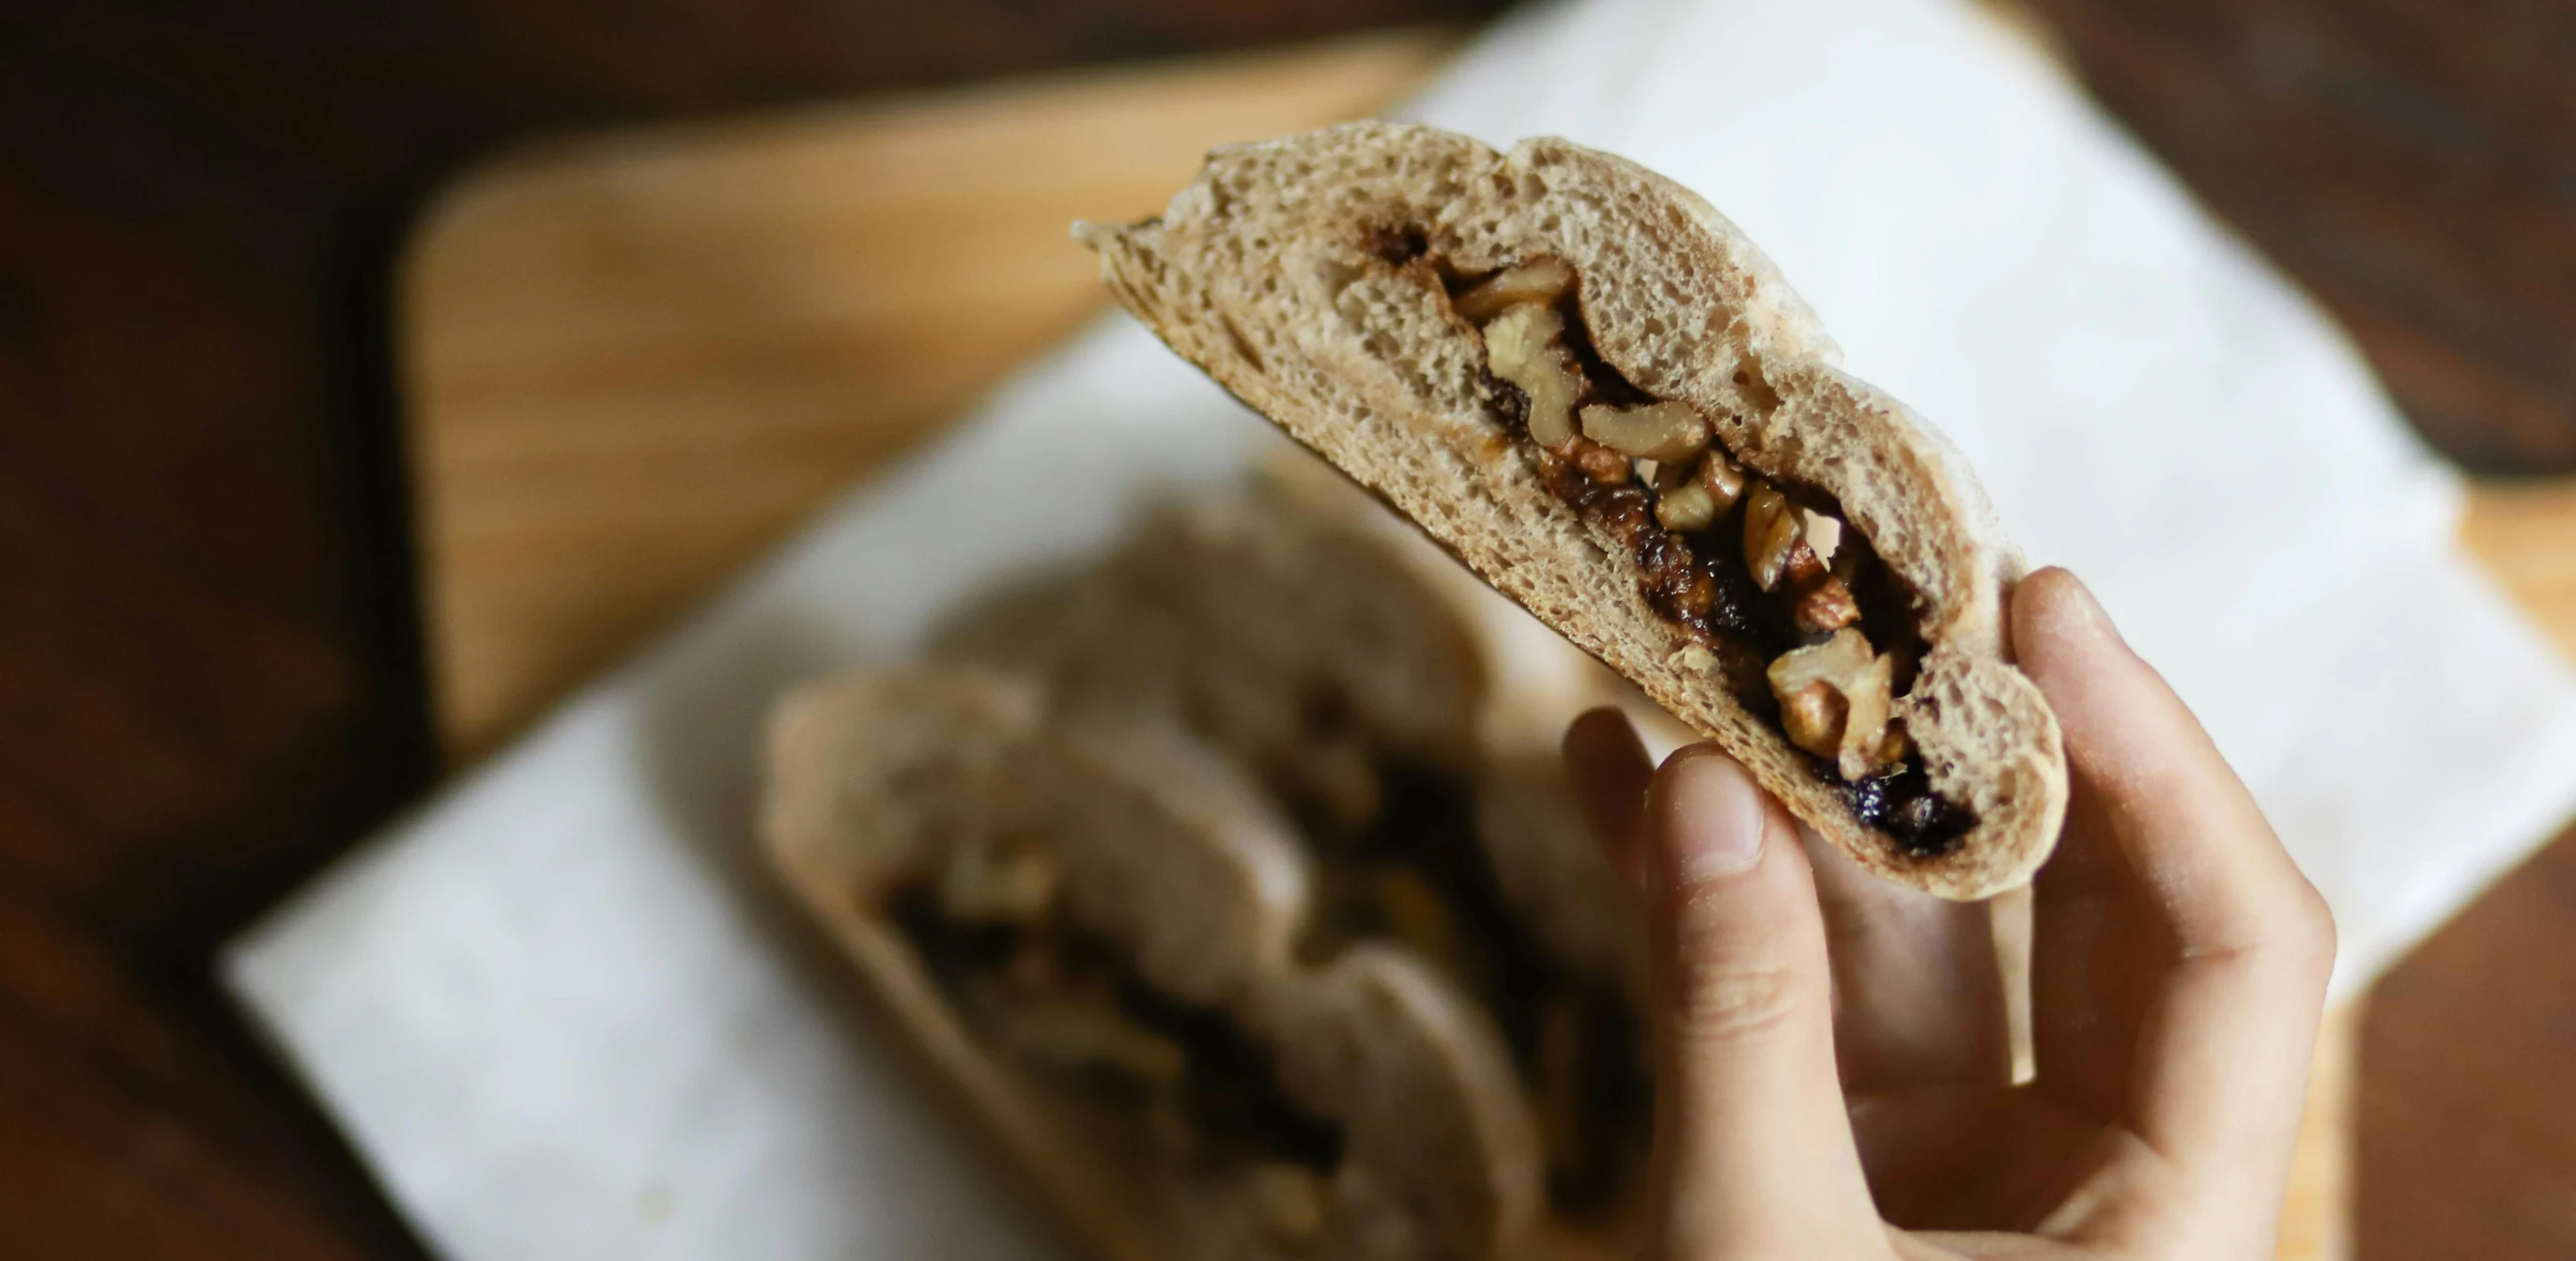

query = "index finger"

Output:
[[2014, 569, 2335, 1248], [2023, 574, 2311, 953]]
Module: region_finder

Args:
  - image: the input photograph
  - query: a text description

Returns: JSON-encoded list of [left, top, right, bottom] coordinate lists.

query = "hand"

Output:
[[1561, 567, 2336, 1259]]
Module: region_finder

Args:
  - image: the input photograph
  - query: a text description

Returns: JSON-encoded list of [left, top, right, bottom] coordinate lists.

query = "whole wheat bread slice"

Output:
[[1078, 123, 2066, 899], [931, 482, 1489, 827], [763, 667, 1541, 1261]]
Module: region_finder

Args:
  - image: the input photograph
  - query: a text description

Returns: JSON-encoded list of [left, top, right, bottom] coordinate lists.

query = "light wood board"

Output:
[[396, 27, 2576, 1261], [401, 31, 1461, 761]]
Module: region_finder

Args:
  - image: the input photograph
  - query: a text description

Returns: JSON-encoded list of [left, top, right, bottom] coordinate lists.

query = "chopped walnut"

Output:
[[1778, 680, 1846, 757], [1453, 258, 1574, 322], [1836, 652, 1895, 780], [1697, 449, 1746, 512], [1766, 627, 1899, 779], [1740, 484, 1804, 591], [1793, 576, 1860, 634], [1567, 437, 1631, 484], [1008, 998, 1187, 1084], [1580, 400, 1710, 463], [1654, 481, 1717, 531], [1481, 304, 1581, 447], [938, 839, 1057, 924]]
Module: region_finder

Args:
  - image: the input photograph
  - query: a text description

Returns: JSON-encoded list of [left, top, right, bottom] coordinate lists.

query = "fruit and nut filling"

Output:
[[1445, 252, 1974, 854], [889, 841, 1344, 1247], [1285, 755, 1646, 1220]]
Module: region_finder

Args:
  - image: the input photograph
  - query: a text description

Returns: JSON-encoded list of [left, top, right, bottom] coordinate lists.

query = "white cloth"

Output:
[[224, 1, 2576, 1257]]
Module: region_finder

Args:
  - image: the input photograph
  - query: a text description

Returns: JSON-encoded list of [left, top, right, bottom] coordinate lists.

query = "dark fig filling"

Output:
[[1421, 243, 1974, 857], [889, 870, 1345, 1237], [887, 743, 1653, 1223], [1281, 748, 1646, 1219]]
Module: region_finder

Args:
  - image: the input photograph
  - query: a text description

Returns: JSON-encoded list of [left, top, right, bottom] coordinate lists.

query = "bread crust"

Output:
[[1079, 122, 2066, 898]]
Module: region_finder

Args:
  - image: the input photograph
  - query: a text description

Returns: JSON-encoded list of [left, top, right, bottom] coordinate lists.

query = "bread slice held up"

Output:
[[1078, 122, 2066, 899]]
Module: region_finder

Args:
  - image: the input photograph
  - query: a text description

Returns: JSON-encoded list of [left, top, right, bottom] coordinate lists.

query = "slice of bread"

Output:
[[763, 667, 1541, 1261], [931, 476, 1659, 1245], [1079, 123, 2066, 899], [930, 482, 1488, 826]]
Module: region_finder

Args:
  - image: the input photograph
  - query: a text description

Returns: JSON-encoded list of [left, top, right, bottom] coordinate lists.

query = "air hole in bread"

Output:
[[1221, 314, 1267, 374], [1733, 358, 1783, 415], [1441, 251, 1974, 857], [1363, 223, 1428, 266]]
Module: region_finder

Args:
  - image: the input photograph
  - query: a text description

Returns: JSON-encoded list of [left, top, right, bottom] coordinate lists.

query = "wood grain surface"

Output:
[[405, 32, 1462, 759], [396, 28, 2550, 1259], [0, 6, 1504, 1258], [5, 2, 2574, 1259], [2021, 0, 2576, 474]]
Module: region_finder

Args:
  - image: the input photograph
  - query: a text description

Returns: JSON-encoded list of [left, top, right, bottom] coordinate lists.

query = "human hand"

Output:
[[1561, 567, 2336, 1259]]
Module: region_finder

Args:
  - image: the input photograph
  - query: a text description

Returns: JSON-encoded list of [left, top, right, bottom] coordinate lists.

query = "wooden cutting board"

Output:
[[395, 26, 2576, 1261]]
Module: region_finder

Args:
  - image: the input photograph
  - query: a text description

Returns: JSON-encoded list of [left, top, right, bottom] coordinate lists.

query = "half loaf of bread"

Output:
[[1078, 123, 2066, 898]]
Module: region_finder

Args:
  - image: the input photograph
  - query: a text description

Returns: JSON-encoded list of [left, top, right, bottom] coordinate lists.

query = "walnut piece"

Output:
[[1579, 400, 1710, 463], [1766, 627, 1899, 779], [1697, 449, 1746, 512], [1453, 258, 1574, 322], [1008, 998, 1187, 1084], [1567, 437, 1631, 484], [1655, 481, 1717, 532], [1835, 652, 1895, 780], [1740, 483, 1801, 591], [1778, 680, 1846, 757], [939, 840, 1057, 924], [1481, 304, 1581, 447], [1793, 576, 1860, 634]]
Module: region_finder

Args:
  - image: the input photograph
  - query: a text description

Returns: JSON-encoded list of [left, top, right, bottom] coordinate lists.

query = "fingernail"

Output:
[[1655, 749, 1767, 881], [2055, 571, 2113, 638], [2033, 567, 2122, 649]]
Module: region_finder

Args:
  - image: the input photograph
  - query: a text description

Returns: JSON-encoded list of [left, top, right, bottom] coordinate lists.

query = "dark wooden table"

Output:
[[2, 2, 2570, 1257]]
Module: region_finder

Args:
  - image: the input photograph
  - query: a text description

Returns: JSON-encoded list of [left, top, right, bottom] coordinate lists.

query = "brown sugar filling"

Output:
[[1404, 238, 1975, 857]]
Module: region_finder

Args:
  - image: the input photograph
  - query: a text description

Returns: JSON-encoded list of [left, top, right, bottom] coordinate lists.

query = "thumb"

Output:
[[1643, 747, 1883, 1256]]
